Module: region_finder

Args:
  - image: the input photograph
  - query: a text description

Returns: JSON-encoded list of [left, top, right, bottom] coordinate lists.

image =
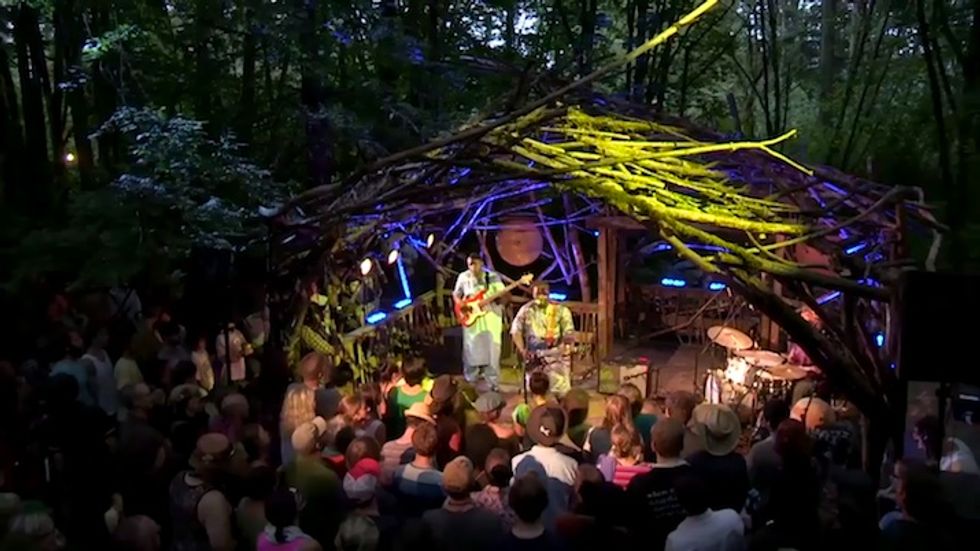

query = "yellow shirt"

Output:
[[114, 357, 143, 389]]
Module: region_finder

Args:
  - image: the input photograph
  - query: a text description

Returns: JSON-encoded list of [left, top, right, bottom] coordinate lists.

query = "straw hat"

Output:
[[691, 403, 741, 456], [404, 402, 435, 425]]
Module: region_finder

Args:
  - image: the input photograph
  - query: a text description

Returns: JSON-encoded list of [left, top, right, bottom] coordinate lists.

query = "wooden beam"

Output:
[[586, 216, 646, 231]]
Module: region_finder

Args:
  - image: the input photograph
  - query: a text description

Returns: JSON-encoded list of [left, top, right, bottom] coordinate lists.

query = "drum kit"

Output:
[[704, 325, 810, 422]]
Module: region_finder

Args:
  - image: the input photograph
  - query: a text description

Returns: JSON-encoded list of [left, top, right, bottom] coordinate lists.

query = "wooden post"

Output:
[[597, 225, 617, 359], [563, 195, 592, 300]]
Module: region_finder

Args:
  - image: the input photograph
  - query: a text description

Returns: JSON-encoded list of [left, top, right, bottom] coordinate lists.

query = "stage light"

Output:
[[64, 152, 76, 163], [845, 242, 868, 255], [359, 258, 373, 276], [593, 230, 600, 237], [394, 298, 412, 309], [366, 311, 387, 324], [396, 256, 412, 299], [817, 291, 841, 304], [426, 233, 435, 248], [548, 292, 567, 301], [661, 278, 687, 288], [875, 333, 885, 348], [387, 248, 399, 265], [708, 282, 727, 291]]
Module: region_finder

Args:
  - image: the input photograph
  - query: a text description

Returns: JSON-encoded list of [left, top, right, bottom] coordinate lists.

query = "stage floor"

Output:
[[483, 340, 726, 423]]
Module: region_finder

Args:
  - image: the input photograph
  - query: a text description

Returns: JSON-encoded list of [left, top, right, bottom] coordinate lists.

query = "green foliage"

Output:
[[3, 108, 295, 290]]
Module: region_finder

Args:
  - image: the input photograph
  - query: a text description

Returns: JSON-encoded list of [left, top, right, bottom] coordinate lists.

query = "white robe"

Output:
[[454, 270, 504, 372]]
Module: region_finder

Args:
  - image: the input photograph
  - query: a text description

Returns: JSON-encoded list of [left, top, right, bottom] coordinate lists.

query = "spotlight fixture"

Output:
[[426, 233, 435, 248], [359, 258, 373, 276], [387, 249, 400, 265], [64, 152, 76, 163]]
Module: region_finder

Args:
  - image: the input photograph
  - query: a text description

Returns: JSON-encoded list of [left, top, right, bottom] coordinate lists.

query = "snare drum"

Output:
[[703, 368, 757, 423]]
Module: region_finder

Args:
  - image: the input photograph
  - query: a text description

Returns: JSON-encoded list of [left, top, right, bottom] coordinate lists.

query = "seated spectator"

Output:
[[634, 397, 661, 462], [561, 389, 592, 450], [428, 375, 464, 468], [584, 395, 633, 461], [528, 372, 555, 408], [597, 424, 650, 488], [474, 392, 518, 451], [665, 390, 703, 458]]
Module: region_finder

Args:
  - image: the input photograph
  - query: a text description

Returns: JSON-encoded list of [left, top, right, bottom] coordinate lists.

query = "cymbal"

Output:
[[707, 326, 753, 350], [733, 349, 785, 367], [765, 364, 809, 381]]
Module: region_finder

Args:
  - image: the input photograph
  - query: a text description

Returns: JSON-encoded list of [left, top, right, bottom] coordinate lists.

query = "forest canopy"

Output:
[[0, 0, 977, 291]]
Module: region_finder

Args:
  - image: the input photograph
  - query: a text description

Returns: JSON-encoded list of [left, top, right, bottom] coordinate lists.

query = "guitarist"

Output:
[[453, 253, 508, 390], [510, 281, 575, 397]]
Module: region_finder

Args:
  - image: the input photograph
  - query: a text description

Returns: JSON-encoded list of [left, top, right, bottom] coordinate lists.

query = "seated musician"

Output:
[[510, 282, 575, 397], [787, 306, 825, 404]]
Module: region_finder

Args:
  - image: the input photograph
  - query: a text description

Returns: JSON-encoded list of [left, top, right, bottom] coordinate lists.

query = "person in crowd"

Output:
[[617, 384, 643, 419], [344, 457, 399, 551], [237, 465, 277, 551], [464, 423, 500, 486], [346, 436, 382, 471], [3, 501, 66, 550], [665, 475, 744, 551], [554, 464, 628, 550], [511, 406, 578, 527], [215, 322, 249, 385], [335, 515, 380, 551], [597, 424, 650, 488], [358, 383, 388, 443], [157, 320, 191, 385], [626, 417, 692, 550], [422, 457, 501, 551], [50, 330, 96, 407], [284, 418, 344, 547], [130, 306, 165, 367], [584, 394, 634, 460], [879, 461, 954, 551], [81, 323, 118, 416], [746, 398, 789, 492], [687, 403, 749, 513], [295, 352, 341, 420], [749, 419, 822, 551], [528, 371, 555, 408], [471, 448, 517, 530], [381, 402, 434, 483], [428, 375, 464, 468], [242, 423, 273, 467], [474, 392, 517, 444], [118, 383, 169, 523], [113, 515, 162, 551], [210, 392, 250, 443], [169, 433, 236, 551], [561, 389, 592, 449], [170, 384, 211, 465], [321, 417, 354, 477], [913, 414, 980, 473], [633, 396, 660, 462], [390, 421, 445, 514], [665, 390, 703, 457], [114, 343, 144, 390], [280, 385, 318, 465], [258, 488, 322, 551], [386, 357, 431, 439], [502, 473, 562, 550], [191, 333, 215, 392]]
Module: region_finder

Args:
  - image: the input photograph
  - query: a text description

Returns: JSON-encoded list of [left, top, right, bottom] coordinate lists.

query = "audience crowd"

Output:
[[0, 303, 962, 551]]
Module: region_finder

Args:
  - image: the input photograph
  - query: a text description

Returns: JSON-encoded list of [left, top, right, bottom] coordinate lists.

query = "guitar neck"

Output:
[[479, 279, 524, 304]]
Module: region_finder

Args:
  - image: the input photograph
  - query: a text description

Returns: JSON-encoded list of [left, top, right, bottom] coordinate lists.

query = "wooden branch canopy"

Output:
[[267, 0, 940, 432]]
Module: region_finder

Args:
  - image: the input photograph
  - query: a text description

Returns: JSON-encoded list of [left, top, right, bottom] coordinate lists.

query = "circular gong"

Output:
[[495, 218, 544, 267]]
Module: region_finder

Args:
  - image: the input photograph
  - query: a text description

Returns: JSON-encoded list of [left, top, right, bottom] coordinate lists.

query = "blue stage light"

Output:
[[366, 311, 387, 324], [661, 278, 687, 288]]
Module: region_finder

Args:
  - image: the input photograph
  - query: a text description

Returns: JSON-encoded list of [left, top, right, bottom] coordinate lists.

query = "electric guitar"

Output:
[[455, 273, 533, 327]]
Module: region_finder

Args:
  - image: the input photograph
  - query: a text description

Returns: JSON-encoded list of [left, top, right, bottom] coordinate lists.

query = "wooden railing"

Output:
[[341, 291, 601, 376]]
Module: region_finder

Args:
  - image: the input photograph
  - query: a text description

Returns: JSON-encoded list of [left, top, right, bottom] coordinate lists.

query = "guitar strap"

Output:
[[545, 303, 560, 344]]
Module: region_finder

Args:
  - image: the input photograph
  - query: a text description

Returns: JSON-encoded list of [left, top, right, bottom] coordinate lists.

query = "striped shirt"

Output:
[[381, 439, 413, 481], [392, 463, 445, 514], [611, 462, 652, 489]]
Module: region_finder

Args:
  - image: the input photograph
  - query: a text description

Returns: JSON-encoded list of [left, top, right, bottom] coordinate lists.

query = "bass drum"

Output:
[[703, 369, 756, 424]]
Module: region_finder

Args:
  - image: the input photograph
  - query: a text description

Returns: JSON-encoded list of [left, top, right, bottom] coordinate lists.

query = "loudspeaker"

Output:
[[898, 271, 980, 385]]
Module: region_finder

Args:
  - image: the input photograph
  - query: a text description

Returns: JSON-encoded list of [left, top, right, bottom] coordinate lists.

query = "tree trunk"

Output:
[[0, 43, 25, 202], [51, 3, 68, 190], [954, 0, 980, 268], [238, 1, 258, 146], [298, 0, 333, 189], [578, 0, 598, 77], [62, 0, 95, 189], [632, 0, 650, 102], [14, 4, 52, 209], [818, 0, 838, 123], [193, 0, 218, 132]]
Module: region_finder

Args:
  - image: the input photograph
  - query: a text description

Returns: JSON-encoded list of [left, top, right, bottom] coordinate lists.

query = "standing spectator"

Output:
[[114, 344, 144, 390], [502, 473, 562, 550], [386, 358, 431, 440], [598, 424, 650, 489], [358, 383, 387, 443], [471, 448, 517, 530], [280, 385, 317, 465], [50, 330, 96, 407], [561, 389, 592, 449], [665, 390, 703, 458], [474, 392, 518, 449], [210, 393, 250, 444], [258, 489, 322, 551], [747, 398, 789, 493], [284, 418, 344, 547], [169, 433, 236, 551], [81, 323, 118, 416], [664, 476, 744, 551], [879, 462, 954, 551], [422, 457, 502, 551], [511, 407, 578, 527], [294, 352, 341, 420], [687, 404, 749, 513], [428, 375, 464, 468], [381, 403, 434, 483], [626, 417, 692, 550], [191, 333, 215, 392], [236, 466, 276, 551], [584, 395, 634, 460], [634, 397, 660, 462], [215, 323, 248, 385], [335, 515, 380, 551], [391, 422, 445, 514]]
